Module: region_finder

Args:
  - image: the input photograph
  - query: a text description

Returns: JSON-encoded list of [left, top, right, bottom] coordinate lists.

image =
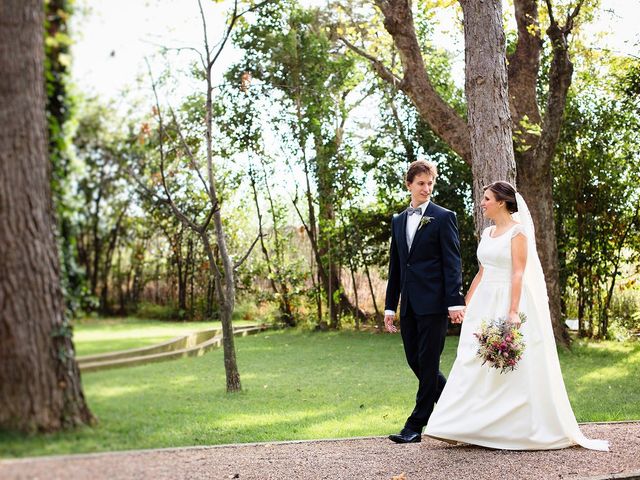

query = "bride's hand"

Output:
[[507, 311, 522, 328]]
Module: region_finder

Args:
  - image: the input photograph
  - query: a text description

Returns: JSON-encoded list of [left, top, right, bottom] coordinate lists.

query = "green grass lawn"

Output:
[[1, 327, 638, 458], [73, 317, 257, 356]]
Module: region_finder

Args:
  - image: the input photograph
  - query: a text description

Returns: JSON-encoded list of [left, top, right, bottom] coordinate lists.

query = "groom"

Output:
[[384, 159, 465, 443]]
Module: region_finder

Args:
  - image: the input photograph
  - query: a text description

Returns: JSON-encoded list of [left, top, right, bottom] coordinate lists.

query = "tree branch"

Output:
[[238, 0, 274, 17], [535, 0, 581, 168], [233, 233, 263, 269], [167, 104, 214, 201], [366, 0, 472, 163], [339, 36, 402, 87], [202, 204, 218, 231], [207, 0, 239, 70], [508, 0, 543, 143], [544, 0, 556, 27], [566, 0, 586, 32], [386, 89, 416, 163], [143, 58, 204, 234]]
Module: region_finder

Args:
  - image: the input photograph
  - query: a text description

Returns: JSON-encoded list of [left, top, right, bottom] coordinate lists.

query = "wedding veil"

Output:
[[514, 192, 609, 451]]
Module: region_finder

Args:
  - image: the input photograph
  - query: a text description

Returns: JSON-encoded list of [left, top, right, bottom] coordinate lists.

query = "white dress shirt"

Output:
[[385, 201, 464, 317], [406, 200, 430, 250]]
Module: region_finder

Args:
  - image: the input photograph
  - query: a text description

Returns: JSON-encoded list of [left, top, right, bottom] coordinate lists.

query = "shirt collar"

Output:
[[409, 200, 430, 212]]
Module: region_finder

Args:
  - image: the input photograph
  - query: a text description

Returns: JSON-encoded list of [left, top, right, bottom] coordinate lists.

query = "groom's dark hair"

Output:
[[406, 159, 438, 184], [484, 181, 518, 213]]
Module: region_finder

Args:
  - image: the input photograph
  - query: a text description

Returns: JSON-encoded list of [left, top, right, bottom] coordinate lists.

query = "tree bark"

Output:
[[460, 0, 517, 230], [0, 0, 94, 432]]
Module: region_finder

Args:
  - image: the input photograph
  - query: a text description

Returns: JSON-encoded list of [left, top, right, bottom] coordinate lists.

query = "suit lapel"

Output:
[[398, 210, 409, 260], [408, 202, 435, 258]]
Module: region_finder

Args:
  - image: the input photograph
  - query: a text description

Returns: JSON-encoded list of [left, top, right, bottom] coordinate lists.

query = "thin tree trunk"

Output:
[[0, 0, 94, 432], [349, 265, 360, 330], [249, 166, 276, 294], [259, 159, 295, 326], [201, 229, 241, 391], [576, 198, 586, 336], [99, 204, 127, 314], [339, 211, 361, 329], [364, 263, 383, 330], [154, 263, 161, 304], [177, 229, 188, 312], [187, 237, 194, 320], [206, 275, 215, 319], [89, 174, 105, 297]]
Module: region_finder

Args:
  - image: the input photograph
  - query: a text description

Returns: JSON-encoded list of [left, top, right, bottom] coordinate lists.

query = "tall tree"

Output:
[[231, 1, 368, 328], [133, 0, 271, 392], [0, 0, 94, 432], [341, 0, 588, 344]]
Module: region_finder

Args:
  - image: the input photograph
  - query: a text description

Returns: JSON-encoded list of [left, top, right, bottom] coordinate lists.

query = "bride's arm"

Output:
[[464, 265, 484, 305], [508, 233, 528, 326]]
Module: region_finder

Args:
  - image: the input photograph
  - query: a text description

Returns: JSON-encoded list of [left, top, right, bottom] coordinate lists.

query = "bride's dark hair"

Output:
[[483, 181, 518, 213]]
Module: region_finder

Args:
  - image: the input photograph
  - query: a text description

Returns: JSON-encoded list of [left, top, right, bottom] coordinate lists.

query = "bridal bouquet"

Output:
[[474, 313, 527, 374]]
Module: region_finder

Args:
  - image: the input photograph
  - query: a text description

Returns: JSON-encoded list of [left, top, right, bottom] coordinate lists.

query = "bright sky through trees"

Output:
[[71, 0, 639, 107]]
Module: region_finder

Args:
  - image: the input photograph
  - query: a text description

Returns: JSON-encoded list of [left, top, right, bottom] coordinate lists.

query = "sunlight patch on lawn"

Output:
[[90, 384, 149, 399]]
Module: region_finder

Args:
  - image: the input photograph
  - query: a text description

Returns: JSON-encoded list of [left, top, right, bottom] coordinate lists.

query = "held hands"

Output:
[[384, 314, 398, 333], [385, 308, 465, 331], [448, 308, 465, 324]]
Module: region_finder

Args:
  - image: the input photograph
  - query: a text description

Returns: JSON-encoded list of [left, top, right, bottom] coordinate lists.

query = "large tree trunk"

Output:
[[460, 0, 517, 230], [0, 0, 94, 432]]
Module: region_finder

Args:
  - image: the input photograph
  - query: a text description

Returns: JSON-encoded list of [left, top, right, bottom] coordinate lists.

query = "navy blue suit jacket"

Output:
[[385, 201, 465, 317]]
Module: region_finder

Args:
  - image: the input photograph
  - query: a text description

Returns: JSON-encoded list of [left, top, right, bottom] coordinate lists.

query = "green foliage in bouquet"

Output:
[[474, 312, 528, 374]]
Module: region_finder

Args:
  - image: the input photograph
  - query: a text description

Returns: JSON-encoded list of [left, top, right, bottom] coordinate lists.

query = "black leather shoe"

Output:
[[388, 427, 421, 444]]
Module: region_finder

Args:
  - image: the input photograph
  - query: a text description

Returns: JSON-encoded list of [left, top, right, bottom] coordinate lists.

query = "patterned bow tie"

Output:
[[407, 207, 422, 216]]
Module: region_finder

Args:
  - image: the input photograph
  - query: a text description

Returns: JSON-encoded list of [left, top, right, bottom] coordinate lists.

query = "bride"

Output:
[[424, 181, 609, 451]]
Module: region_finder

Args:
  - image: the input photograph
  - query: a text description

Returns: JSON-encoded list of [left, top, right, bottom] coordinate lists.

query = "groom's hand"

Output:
[[384, 314, 398, 333]]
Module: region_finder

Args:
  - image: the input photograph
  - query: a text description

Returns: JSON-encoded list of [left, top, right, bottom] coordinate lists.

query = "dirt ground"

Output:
[[1, 422, 639, 480]]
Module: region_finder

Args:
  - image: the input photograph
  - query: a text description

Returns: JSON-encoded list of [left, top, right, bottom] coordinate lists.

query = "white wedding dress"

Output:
[[425, 194, 609, 451]]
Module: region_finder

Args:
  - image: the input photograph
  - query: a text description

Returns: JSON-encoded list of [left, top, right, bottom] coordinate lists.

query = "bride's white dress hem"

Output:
[[424, 219, 609, 452]]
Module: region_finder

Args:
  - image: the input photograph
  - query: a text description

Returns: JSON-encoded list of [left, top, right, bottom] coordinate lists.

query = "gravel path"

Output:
[[1, 422, 639, 480]]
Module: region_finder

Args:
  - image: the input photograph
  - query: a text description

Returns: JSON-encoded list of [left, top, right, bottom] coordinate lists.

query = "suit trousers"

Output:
[[400, 298, 448, 432]]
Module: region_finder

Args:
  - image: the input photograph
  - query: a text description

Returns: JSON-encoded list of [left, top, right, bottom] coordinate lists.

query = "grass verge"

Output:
[[1, 329, 638, 458]]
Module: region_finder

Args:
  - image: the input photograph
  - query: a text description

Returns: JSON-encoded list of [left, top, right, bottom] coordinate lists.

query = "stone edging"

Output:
[[77, 324, 269, 372], [581, 472, 640, 480]]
